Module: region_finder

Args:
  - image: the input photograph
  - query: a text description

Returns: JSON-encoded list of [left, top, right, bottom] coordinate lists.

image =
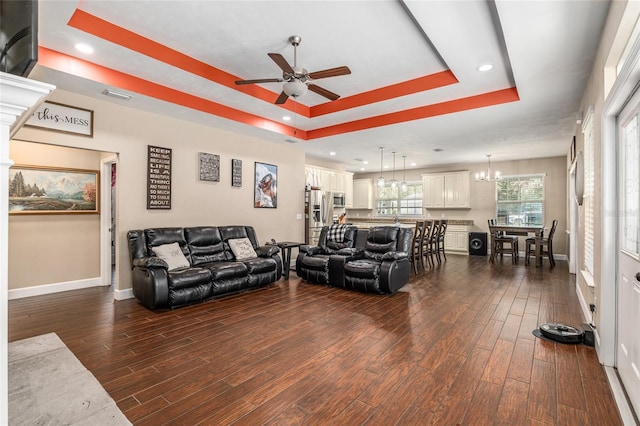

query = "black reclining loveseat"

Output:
[[296, 225, 412, 294], [127, 226, 282, 309]]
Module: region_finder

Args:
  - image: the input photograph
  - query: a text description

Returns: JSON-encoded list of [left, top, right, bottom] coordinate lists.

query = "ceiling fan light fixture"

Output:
[[283, 80, 308, 98]]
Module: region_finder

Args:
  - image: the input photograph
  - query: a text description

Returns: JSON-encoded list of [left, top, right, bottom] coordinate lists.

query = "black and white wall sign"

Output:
[[199, 152, 220, 182], [25, 101, 94, 137], [147, 145, 172, 209]]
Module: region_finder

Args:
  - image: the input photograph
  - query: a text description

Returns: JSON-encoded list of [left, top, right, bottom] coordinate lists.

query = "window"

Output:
[[496, 175, 544, 226], [376, 182, 423, 216], [583, 107, 595, 274]]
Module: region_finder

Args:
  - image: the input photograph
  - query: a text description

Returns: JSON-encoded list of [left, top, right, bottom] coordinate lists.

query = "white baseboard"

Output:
[[114, 288, 134, 300], [8, 277, 105, 300]]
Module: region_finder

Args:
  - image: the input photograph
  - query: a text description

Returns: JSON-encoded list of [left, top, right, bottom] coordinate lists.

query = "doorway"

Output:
[[101, 155, 118, 288]]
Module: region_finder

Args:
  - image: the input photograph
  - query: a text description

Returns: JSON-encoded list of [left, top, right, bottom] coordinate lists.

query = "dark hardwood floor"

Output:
[[9, 255, 623, 425]]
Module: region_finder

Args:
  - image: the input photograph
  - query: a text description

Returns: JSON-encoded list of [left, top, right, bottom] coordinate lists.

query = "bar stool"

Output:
[[411, 220, 426, 274]]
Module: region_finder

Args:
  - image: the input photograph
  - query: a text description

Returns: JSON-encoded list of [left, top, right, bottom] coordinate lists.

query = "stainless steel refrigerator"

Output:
[[304, 189, 334, 245]]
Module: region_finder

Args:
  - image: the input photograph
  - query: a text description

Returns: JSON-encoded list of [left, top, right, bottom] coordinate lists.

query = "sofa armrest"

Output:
[[131, 266, 169, 309], [256, 245, 279, 257], [336, 247, 362, 257], [132, 257, 168, 269], [381, 251, 408, 261], [305, 246, 324, 255], [298, 244, 312, 253]]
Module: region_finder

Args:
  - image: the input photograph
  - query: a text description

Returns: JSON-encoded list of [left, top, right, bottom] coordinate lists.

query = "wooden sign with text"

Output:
[[147, 145, 172, 209]]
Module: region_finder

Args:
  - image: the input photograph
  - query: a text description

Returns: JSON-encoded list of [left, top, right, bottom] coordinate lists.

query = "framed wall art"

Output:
[[232, 159, 242, 187], [254, 162, 277, 208], [199, 152, 220, 182], [8, 165, 99, 214]]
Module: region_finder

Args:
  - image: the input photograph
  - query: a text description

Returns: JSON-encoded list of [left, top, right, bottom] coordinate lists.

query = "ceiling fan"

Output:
[[235, 35, 351, 104]]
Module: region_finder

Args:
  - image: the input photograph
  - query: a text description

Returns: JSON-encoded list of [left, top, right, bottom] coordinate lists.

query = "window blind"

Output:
[[583, 107, 595, 274]]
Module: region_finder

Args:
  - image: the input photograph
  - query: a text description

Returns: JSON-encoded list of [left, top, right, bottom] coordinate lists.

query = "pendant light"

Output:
[[377, 147, 385, 187], [401, 155, 407, 191], [390, 151, 398, 188], [475, 154, 502, 182]]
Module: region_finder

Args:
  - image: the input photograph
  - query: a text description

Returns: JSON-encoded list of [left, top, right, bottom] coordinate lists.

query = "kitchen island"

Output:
[[347, 218, 474, 255]]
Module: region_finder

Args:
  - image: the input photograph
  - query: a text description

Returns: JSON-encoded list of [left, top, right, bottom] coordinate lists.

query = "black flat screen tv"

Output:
[[0, 0, 38, 77]]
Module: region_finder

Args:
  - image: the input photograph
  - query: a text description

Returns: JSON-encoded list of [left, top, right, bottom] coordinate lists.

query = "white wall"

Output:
[[11, 89, 306, 293]]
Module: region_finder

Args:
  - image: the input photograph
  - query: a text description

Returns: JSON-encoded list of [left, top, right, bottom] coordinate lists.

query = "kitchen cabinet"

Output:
[[353, 178, 373, 209], [345, 173, 354, 208], [423, 171, 470, 209], [444, 224, 470, 254], [423, 175, 444, 208]]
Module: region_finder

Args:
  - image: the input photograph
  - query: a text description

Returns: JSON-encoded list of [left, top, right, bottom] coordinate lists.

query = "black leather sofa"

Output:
[[127, 226, 282, 309], [296, 225, 412, 295], [295, 224, 360, 286], [342, 226, 412, 294]]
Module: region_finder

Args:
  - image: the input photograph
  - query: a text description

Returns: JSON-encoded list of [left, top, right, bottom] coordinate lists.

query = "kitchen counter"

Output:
[[347, 218, 474, 228]]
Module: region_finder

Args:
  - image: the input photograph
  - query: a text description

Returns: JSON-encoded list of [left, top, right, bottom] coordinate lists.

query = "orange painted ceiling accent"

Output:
[[67, 8, 310, 117], [307, 88, 520, 139], [38, 8, 521, 141], [310, 70, 458, 117], [37, 47, 305, 139]]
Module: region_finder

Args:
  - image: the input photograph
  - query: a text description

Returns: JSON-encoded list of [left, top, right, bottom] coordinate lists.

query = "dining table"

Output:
[[488, 225, 544, 267]]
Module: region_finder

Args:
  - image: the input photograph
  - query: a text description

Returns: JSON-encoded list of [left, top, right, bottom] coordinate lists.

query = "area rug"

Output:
[[8, 332, 131, 425]]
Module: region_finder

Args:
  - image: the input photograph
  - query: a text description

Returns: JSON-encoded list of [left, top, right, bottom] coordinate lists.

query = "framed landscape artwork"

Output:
[[8, 165, 99, 214], [254, 162, 277, 208]]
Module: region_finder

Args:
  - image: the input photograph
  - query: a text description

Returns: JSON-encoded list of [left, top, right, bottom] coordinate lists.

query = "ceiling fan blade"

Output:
[[308, 66, 351, 80], [235, 78, 282, 85], [275, 91, 289, 104], [308, 84, 340, 101], [268, 53, 294, 74]]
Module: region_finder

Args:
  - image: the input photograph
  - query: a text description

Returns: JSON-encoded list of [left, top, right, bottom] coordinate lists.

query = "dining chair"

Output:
[[525, 219, 558, 267], [411, 220, 426, 274], [488, 218, 519, 263]]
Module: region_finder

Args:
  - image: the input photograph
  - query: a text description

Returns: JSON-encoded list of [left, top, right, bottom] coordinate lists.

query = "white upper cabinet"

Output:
[[423, 171, 470, 209], [353, 178, 373, 209]]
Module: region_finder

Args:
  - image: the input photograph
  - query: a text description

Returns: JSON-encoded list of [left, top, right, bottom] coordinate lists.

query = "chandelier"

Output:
[[475, 154, 502, 182]]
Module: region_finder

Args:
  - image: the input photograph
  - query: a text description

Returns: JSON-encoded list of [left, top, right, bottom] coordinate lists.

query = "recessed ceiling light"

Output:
[[363, 161, 369, 165], [75, 43, 93, 54], [384, 165, 389, 169], [282, 115, 291, 121], [360, 167, 365, 171], [411, 162, 416, 167], [329, 151, 336, 156], [477, 64, 493, 72]]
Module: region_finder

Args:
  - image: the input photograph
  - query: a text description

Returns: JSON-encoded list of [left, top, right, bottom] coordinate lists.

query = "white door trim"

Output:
[[100, 155, 117, 289]]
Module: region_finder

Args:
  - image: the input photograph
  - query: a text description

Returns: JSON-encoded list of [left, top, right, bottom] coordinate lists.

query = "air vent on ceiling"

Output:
[[284, 139, 298, 144]]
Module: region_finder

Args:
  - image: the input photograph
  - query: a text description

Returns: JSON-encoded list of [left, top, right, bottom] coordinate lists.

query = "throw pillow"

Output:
[[228, 238, 258, 260], [151, 242, 190, 271]]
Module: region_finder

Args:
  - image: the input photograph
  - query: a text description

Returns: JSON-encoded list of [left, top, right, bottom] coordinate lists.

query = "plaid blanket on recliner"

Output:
[[327, 224, 348, 242]]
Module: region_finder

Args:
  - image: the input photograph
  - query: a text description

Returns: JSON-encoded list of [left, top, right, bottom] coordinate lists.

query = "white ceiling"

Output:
[[30, 0, 610, 172]]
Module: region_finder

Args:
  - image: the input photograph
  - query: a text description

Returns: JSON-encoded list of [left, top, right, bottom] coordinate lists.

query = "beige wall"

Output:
[[350, 156, 568, 255], [11, 89, 306, 293], [9, 142, 103, 288]]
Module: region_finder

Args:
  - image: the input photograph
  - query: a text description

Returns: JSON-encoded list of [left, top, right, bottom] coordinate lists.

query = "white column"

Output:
[[0, 72, 54, 425]]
